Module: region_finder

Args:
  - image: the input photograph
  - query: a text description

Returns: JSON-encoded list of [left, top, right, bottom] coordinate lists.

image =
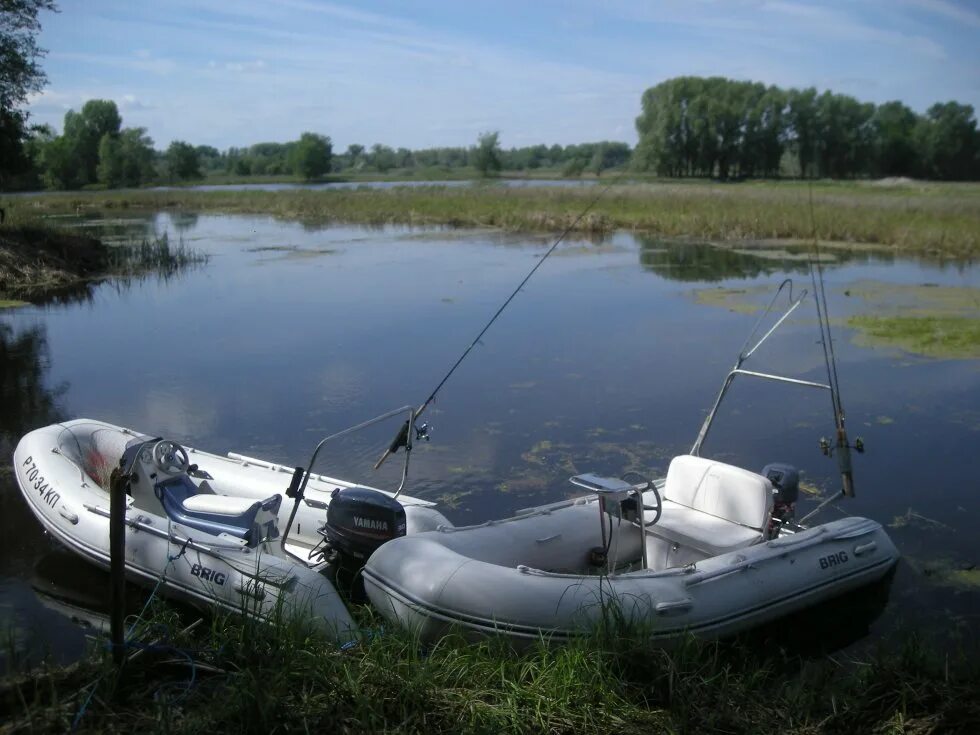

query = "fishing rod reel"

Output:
[[818, 435, 864, 456]]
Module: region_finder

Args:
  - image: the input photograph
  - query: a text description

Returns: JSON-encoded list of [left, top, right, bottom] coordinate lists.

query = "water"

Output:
[[2, 213, 978, 668]]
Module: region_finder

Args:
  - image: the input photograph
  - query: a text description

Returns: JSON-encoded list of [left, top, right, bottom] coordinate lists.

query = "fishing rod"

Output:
[[374, 174, 629, 470], [805, 182, 861, 502]]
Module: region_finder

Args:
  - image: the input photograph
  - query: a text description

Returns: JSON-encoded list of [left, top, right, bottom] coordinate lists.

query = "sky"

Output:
[[25, 0, 980, 152]]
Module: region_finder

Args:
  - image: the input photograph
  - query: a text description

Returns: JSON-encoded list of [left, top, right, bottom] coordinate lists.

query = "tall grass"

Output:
[[3, 595, 978, 734], [0, 221, 207, 299], [9, 180, 980, 256], [104, 233, 208, 277]]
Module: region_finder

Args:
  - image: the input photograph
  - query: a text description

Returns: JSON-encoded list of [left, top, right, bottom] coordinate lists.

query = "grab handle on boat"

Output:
[[59, 506, 79, 525], [655, 599, 693, 615], [235, 582, 267, 601], [535, 533, 562, 544], [853, 541, 877, 556]]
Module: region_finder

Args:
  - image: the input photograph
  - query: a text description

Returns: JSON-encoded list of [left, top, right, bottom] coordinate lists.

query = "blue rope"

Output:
[[126, 536, 191, 638], [72, 536, 195, 731]]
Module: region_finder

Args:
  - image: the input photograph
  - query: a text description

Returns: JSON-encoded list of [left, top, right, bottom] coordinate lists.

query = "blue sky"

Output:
[[26, 0, 980, 151]]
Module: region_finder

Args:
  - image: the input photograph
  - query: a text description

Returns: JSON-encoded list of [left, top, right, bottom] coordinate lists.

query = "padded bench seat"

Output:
[[653, 499, 765, 556], [647, 455, 773, 558], [155, 475, 282, 545], [182, 494, 259, 516]]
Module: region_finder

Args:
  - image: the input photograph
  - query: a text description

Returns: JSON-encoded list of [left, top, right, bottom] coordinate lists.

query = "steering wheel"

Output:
[[621, 471, 662, 526], [152, 440, 190, 474]]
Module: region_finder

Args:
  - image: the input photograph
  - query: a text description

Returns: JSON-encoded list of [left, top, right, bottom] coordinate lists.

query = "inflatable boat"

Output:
[[362, 281, 901, 644], [13, 410, 447, 641], [363, 460, 898, 643]]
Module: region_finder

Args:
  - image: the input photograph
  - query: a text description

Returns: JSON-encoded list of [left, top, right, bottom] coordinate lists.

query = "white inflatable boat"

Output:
[[363, 281, 901, 644], [13, 410, 447, 641], [364, 459, 898, 643]]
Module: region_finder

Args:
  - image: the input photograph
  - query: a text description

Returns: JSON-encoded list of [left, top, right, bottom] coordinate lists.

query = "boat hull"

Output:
[[14, 421, 357, 639], [363, 499, 899, 644]]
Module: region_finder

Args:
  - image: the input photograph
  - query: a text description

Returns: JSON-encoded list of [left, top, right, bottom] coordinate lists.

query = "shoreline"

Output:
[[0, 225, 206, 301], [5, 179, 978, 258], [2, 591, 978, 734]]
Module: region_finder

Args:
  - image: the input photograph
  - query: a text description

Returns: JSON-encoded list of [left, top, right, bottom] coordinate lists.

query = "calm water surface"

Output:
[[2, 213, 978, 668]]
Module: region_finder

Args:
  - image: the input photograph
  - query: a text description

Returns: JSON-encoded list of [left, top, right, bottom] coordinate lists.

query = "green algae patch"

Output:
[[0, 299, 28, 309], [690, 285, 775, 314], [844, 280, 980, 317], [946, 568, 980, 589], [910, 556, 980, 590], [848, 315, 980, 359]]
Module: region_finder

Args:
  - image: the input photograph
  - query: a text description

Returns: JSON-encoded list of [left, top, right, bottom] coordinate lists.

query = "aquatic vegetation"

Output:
[[0, 300, 27, 309], [9, 178, 980, 256], [889, 508, 950, 531], [909, 556, 980, 590], [843, 280, 980, 316], [691, 285, 773, 314], [847, 315, 980, 360], [0, 223, 208, 300]]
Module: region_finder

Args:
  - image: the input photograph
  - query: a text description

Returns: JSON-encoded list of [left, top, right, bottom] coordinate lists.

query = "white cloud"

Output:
[[223, 59, 267, 73], [763, 1, 948, 59], [120, 94, 153, 111], [25, 0, 979, 149], [901, 0, 980, 27]]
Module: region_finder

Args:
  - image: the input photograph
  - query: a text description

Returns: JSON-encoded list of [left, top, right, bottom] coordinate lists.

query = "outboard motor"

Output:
[[320, 487, 406, 598], [322, 487, 407, 561], [762, 462, 799, 534]]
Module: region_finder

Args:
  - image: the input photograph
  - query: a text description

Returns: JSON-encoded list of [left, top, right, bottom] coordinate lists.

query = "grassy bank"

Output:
[[8, 179, 980, 257], [0, 224, 206, 300], [3, 596, 978, 735]]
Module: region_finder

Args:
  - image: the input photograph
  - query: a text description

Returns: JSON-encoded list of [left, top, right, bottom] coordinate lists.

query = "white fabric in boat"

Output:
[[652, 455, 773, 556], [181, 494, 258, 516], [653, 500, 764, 557]]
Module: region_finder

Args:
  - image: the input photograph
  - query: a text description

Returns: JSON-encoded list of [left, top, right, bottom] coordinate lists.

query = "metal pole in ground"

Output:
[[109, 469, 128, 665]]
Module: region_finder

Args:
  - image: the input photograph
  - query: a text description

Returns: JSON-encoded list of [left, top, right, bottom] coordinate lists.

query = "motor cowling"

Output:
[[321, 487, 406, 565], [762, 462, 799, 532]]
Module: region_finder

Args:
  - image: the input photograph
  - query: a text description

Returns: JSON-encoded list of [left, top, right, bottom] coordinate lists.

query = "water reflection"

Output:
[[0, 323, 66, 465], [170, 211, 200, 234], [637, 238, 810, 281], [0, 323, 88, 672]]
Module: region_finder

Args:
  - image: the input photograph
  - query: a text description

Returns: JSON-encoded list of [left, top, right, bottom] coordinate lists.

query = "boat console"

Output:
[[120, 437, 283, 547]]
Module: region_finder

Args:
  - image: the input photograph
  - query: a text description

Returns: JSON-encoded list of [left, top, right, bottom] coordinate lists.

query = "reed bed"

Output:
[[10, 180, 980, 257], [0, 224, 207, 298]]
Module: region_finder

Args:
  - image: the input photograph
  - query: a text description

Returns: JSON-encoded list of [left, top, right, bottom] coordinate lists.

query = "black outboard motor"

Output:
[[321, 486, 406, 564], [762, 462, 799, 534], [320, 487, 406, 601]]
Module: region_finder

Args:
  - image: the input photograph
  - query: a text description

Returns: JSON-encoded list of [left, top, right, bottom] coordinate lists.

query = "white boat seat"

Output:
[[182, 494, 259, 516], [652, 500, 764, 557], [650, 455, 773, 557], [154, 475, 282, 546]]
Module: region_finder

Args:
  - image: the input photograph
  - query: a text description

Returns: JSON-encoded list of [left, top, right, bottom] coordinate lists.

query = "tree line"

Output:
[[6, 99, 334, 190], [634, 76, 979, 180], [3, 101, 631, 190], [5, 83, 979, 191], [188, 133, 630, 180], [2, 3, 978, 191]]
